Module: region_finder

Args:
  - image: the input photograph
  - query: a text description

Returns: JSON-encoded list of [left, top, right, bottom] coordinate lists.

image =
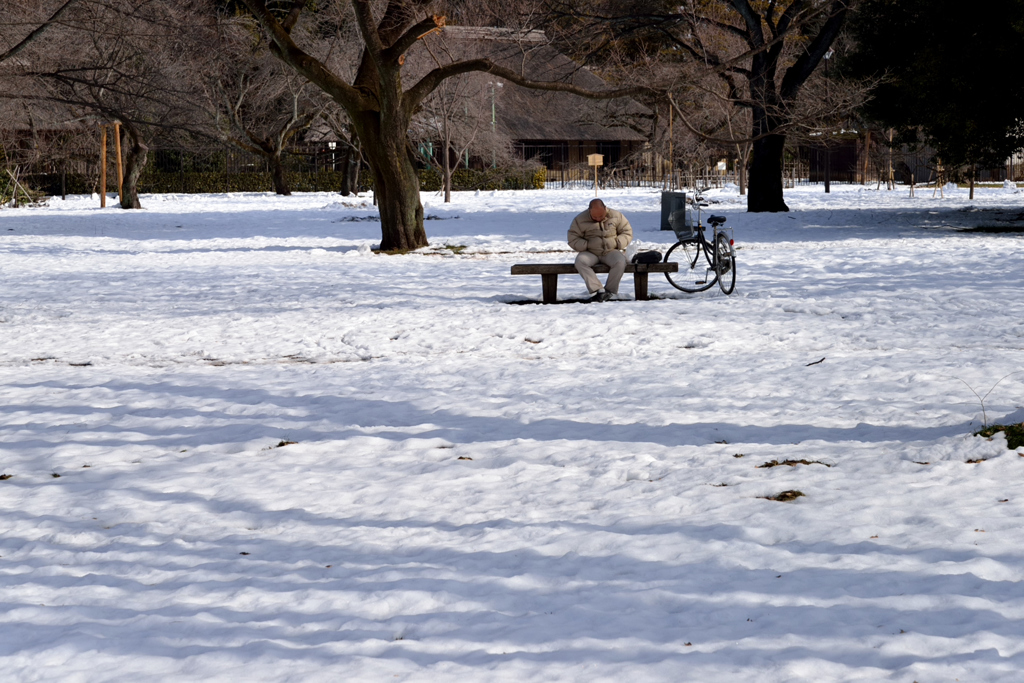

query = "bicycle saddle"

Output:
[[708, 215, 727, 225]]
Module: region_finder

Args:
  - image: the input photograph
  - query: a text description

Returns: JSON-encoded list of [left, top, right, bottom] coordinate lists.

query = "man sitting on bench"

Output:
[[568, 198, 634, 301]]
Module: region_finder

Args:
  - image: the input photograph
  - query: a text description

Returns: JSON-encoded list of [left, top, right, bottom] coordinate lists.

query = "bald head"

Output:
[[589, 198, 607, 222]]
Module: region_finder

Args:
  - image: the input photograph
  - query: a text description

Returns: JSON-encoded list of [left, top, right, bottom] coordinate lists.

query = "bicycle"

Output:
[[663, 188, 736, 295]]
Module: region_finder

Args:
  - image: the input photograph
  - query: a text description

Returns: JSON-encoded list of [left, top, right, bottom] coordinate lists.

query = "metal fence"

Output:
[[149, 143, 350, 175], [18, 139, 1024, 197], [548, 165, 737, 191]]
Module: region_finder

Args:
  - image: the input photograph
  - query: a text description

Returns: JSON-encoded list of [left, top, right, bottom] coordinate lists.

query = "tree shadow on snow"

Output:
[[0, 375, 988, 453], [2, 490, 1024, 676], [2, 373, 1021, 676]]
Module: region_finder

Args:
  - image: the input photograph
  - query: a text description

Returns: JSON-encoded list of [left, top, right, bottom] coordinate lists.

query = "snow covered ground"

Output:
[[2, 182, 1024, 681]]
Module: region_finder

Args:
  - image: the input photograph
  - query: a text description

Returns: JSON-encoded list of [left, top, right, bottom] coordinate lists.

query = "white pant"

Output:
[[575, 250, 626, 294]]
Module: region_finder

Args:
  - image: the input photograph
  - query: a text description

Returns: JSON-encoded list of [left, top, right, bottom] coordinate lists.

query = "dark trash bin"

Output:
[[660, 191, 693, 239]]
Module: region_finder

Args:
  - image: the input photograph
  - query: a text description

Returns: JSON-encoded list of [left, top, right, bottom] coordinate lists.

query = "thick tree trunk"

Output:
[[339, 145, 360, 196], [369, 152, 425, 251], [358, 114, 427, 252], [119, 129, 147, 210], [747, 133, 789, 212], [270, 153, 291, 195], [338, 146, 351, 195], [346, 149, 360, 194]]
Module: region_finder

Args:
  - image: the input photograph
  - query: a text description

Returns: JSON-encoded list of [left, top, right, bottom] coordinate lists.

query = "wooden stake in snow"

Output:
[[99, 124, 107, 208], [6, 168, 33, 207]]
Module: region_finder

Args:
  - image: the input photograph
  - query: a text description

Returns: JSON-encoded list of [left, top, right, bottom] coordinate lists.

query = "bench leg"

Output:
[[541, 273, 558, 304], [633, 271, 649, 301]]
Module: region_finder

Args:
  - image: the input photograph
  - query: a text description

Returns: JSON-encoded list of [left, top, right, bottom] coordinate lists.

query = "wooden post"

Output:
[[541, 273, 558, 304], [114, 122, 123, 197], [99, 124, 107, 208], [633, 270, 649, 301], [588, 153, 603, 198]]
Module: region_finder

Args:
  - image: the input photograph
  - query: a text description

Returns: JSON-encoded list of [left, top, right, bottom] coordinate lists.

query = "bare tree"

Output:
[[410, 30, 502, 202], [414, 74, 485, 202], [320, 104, 364, 195], [199, 28, 323, 195], [548, 0, 853, 212], [17, 0, 204, 208], [0, 0, 79, 65], [238, 0, 653, 251]]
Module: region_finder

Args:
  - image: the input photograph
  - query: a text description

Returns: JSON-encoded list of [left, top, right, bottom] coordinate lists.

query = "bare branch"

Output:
[[729, 0, 765, 50], [381, 14, 444, 64], [281, 0, 306, 34], [405, 58, 658, 116], [239, 0, 369, 111], [668, 94, 796, 145], [781, 1, 850, 100], [0, 0, 79, 65], [351, 0, 384, 63]]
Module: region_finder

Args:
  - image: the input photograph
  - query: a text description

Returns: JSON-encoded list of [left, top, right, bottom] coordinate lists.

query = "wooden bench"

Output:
[[511, 262, 678, 303]]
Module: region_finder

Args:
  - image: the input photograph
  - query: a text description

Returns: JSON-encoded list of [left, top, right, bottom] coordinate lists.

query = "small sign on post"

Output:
[[588, 153, 604, 197]]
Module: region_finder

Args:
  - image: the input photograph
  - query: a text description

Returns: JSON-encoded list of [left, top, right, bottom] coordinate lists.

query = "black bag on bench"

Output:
[[632, 250, 663, 264]]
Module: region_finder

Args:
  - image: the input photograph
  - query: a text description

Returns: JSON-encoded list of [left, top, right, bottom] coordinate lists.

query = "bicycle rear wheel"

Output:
[[665, 239, 716, 293], [715, 233, 736, 295]]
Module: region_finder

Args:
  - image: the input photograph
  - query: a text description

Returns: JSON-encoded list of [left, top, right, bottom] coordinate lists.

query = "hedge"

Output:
[[412, 167, 546, 192], [21, 166, 546, 197], [135, 171, 357, 194], [21, 173, 94, 197]]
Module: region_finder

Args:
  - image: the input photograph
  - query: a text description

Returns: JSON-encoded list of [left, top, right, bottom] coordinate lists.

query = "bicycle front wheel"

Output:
[[715, 233, 736, 295], [665, 239, 716, 293]]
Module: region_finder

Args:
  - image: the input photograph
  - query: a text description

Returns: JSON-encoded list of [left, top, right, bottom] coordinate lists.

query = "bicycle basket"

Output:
[[669, 207, 695, 240]]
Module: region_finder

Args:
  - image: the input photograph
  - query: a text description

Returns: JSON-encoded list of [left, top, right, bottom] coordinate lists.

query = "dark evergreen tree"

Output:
[[850, 0, 1024, 180], [546, 0, 853, 213]]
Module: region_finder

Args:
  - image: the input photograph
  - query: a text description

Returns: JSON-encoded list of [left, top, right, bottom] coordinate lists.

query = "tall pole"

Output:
[[114, 122, 123, 197], [824, 50, 832, 194], [825, 148, 831, 193], [668, 103, 674, 190], [99, 124, 107, 208], [489, 82, 501, 169], [888, 128, 894, 190]]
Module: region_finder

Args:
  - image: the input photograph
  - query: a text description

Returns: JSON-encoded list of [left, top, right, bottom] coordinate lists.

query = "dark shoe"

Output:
[[588, 290, 607, 302]]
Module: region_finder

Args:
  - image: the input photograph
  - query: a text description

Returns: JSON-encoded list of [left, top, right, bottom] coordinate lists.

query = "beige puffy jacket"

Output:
[[567, 208, 633, 256]]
